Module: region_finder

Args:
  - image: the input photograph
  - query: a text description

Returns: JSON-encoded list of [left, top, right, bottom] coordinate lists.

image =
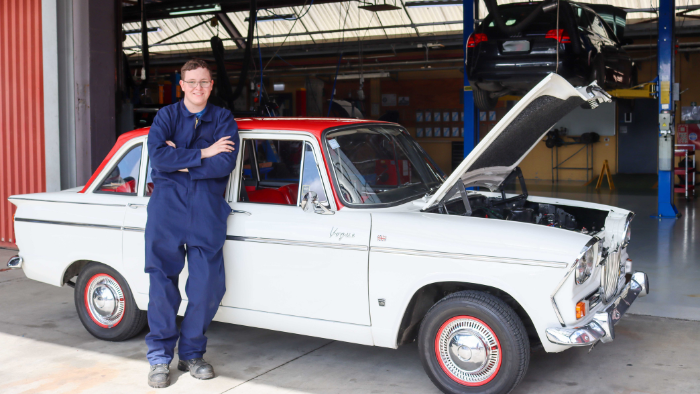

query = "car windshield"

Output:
[[325, 125, 444, 207]]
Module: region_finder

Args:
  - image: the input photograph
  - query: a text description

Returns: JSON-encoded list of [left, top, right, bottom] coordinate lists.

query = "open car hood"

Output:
[[423, 73, 611, 210]]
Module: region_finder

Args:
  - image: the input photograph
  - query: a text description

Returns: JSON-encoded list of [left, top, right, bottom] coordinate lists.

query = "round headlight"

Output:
[[575, 241, 598, 285]]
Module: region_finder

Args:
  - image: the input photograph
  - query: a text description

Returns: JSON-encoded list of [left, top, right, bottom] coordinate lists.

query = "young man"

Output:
[[145, 59, 239, 388]]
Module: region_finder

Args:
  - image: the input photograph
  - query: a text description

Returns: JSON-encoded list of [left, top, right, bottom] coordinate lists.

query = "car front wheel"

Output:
[[418, 291, 529, 394], [74, 262, 147, 341]]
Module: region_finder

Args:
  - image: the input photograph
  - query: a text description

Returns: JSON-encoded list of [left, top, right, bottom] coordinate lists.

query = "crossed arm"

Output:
[[148, 109, 240, 179]]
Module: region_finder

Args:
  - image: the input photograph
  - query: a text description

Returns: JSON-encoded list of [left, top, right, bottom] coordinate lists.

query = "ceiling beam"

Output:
[[216, 12, 245, 49], [123, 0, 348, 23]]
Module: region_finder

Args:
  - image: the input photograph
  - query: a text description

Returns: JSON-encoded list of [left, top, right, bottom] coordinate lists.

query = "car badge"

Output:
[[377, 235, 387, 242]]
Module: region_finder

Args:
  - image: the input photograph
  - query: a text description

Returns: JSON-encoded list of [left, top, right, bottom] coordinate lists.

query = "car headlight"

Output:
[[575, 240, 599, 285]]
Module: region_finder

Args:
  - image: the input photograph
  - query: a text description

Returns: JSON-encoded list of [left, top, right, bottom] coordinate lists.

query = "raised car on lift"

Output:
[[467, 0, 633, 110]]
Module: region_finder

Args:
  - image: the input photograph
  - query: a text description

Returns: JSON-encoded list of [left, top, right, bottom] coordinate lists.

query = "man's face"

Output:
[[179, 67, 214, 108]]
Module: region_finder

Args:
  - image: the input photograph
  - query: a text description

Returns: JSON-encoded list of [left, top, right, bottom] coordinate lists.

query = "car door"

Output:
[[122, 138, 190, 308], [221, 132, 372, 326]]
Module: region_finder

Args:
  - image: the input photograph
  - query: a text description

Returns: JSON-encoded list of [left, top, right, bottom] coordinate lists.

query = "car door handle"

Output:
[[127, 203, 147, 209], [230, 209, 252, 216]]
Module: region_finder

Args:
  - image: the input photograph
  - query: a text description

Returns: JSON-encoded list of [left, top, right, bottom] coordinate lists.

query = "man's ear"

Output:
[[179, 79, 186, 90]]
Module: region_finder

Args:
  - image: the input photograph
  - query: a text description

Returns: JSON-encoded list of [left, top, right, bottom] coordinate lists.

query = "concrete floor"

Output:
[[1, 186, 699, 394]]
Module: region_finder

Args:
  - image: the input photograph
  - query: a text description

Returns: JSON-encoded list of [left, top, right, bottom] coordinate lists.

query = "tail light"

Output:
[[545, 29, 571, 44], [467, 33, 488, 48]]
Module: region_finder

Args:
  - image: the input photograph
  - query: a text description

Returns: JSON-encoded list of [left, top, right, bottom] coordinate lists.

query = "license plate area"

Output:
[[502, 40, 530, 52]]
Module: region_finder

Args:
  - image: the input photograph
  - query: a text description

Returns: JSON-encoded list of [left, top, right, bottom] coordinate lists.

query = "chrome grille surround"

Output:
[[601, 246, 624, 303]]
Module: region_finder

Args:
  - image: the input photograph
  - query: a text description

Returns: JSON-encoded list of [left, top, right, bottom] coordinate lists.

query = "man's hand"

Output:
[[202, 136, 235, 159], [166, 141, 189, 172]]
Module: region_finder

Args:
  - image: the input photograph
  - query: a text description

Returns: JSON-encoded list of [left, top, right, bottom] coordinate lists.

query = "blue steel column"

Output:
[[657, 0, 679, 218], [463, 0, 477, 158]]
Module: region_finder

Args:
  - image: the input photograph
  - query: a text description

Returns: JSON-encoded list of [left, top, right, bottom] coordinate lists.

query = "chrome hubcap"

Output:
[[436, 317, 500, 385], [86, 275, 125, 328]]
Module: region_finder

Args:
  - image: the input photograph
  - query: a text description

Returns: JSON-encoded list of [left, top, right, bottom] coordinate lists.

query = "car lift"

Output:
[[657, 0, 680, 218]]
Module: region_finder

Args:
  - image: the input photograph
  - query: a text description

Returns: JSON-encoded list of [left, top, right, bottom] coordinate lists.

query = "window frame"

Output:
[[91, 139, 145, 196], [228, 130, 335, 210], [320, 123, 443, 209]]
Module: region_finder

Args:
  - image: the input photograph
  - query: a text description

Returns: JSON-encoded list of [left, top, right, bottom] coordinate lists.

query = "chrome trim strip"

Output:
[[370, 246, 568, 268], [8, 198, 127, 208], [226, 235, 368, 251], [14, 218, 122, 231], [123, 226, 145, 232]]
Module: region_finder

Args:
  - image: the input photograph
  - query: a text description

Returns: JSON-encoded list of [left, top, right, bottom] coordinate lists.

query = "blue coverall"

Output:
[[144, 100, 239, 366]]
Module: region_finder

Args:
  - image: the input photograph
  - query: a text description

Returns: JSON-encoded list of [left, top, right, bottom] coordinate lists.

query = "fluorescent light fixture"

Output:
[[124, 27, 162, 35], [273, 83, 285, 91], [169, 4, 221, 16], [246, 14, 296, 22], [336, 72, 390, 80], [404, 0, 462, 8]]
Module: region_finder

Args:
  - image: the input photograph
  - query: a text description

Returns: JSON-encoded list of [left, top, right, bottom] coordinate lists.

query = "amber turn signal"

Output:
[[576, 301, 587, 319]]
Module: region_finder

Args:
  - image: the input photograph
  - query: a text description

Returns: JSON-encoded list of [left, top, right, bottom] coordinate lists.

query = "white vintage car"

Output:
[[8, 74, 648, 394]]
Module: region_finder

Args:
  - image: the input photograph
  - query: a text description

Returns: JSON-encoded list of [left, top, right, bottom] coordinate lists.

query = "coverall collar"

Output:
[[179, 99, 213, 122]]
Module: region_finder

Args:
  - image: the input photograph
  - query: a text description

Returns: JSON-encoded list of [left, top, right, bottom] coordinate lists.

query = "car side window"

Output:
[[237, 139, 303, 205], [96, 144, 142, 195], [300, 142, 328, 204]]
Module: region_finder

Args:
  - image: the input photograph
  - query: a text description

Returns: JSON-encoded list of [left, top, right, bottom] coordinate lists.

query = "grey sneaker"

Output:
[[177, 358, 215, 380], [148, 363, 170, 388]]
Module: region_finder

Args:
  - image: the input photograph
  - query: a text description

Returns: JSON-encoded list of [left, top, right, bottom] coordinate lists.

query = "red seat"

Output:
[[278, 184, 298, 203], [246, 183, 298, 205], [247, 188, 292, 205]]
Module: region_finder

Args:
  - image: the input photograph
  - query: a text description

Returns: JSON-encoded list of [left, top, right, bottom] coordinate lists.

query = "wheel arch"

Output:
[[396, 281, 541, 350], [61, 259, 122, 286]]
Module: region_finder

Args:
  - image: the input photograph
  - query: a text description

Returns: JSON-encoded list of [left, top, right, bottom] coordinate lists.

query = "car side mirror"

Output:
[[301, 192, 334, 215]]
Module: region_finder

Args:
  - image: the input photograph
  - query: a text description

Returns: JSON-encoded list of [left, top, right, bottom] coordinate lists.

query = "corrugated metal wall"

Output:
[[0, 0, 45, 248]]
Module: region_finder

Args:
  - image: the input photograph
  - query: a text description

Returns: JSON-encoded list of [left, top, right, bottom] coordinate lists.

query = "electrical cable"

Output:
[[262, 0, 310, 72], [328, 53, 343, 117], [556, 0, 560, 74], [327, 3, 352, 117], [230, 0, 256, 103]]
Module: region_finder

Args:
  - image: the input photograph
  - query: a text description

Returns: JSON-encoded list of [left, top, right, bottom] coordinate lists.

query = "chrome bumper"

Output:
[[546, 271, 649, 346], [6, 255, 22, 269]]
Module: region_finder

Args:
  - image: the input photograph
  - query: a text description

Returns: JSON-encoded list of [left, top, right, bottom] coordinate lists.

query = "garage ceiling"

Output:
[[122, 0, 700, 57]]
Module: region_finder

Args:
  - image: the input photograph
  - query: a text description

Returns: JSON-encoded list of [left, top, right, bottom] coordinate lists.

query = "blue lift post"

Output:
[[657, 0, 679, 218], [463, 0, 477, 158]]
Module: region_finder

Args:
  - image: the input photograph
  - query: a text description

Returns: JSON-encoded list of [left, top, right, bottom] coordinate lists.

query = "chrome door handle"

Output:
[[230, 209, 252, 216], [127, 203, 147, 209]]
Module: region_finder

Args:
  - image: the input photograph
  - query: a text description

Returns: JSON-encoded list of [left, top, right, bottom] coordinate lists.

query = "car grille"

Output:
[[601, 248, 624, 303]]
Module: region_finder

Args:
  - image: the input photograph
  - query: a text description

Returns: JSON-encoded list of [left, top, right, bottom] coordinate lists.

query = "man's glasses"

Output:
[[183, 80, 212, 88]]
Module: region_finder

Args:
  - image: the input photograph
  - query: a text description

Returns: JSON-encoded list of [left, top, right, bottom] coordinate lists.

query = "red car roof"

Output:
[[80, 118, 390, 199]]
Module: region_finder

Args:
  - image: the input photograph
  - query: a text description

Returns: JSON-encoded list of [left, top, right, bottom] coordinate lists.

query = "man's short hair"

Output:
[[181, 58, 212, 79]]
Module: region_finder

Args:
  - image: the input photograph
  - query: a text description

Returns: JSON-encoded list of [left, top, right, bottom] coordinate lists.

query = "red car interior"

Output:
[[246, 183, 298, 205]]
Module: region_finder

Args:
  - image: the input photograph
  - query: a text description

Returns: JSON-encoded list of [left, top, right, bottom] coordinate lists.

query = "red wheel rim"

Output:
[[434, 316, 502, 386], [84, 273, 125, 328]]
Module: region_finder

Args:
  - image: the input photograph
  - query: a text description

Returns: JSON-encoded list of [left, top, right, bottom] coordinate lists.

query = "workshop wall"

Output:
[[0, 0, 45, 248]]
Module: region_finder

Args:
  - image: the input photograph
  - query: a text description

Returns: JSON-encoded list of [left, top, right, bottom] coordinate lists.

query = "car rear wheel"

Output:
[[418, 291, 529, 394], [473, 86, 499, 112], [74, 262, 147, 341]]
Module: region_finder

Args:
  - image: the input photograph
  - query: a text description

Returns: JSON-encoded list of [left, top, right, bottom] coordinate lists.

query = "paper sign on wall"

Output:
[[381, 94, 397, 106]]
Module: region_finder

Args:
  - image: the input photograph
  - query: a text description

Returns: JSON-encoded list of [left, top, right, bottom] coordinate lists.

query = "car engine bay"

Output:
[[425, 168, 609, 234]]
